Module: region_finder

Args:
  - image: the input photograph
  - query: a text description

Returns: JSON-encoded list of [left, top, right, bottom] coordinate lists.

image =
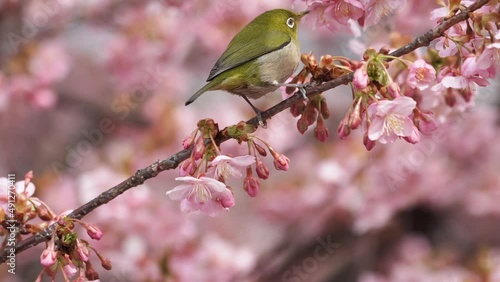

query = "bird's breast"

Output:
[[257, 40, 301, 85]]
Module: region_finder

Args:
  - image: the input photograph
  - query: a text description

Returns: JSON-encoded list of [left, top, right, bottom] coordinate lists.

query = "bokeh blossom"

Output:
[[1, 0, 500, 281]]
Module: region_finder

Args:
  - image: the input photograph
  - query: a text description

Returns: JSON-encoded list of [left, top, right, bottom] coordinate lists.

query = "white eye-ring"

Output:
[[286, 17, 295, 28]]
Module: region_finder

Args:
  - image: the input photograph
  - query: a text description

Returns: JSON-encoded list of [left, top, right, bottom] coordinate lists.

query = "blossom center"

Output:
[[192, 183, 211, 203], [384, 114, 404, 134], [415, 68, 427, 80]]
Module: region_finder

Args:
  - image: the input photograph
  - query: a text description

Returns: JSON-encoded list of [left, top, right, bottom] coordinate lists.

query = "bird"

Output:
[[185, 9, 309, 126]]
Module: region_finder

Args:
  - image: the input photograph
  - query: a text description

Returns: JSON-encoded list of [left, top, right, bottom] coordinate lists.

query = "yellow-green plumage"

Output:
[[185, 9, 308, 106]]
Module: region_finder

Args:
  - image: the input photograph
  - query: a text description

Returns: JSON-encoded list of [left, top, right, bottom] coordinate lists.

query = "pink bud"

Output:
[[297, 117, 309, 134], [304, 102, 318, 126], [193, 137, 205, 160], [273, 153, 290, 171], [314, 118, 329, 142], [40, 249, 57, 267], [337, 119, 351, 139], [387, 82, 401, 98], [363, 132, 376, 151], [179, 158, 197, 176], [320, 98, 330, 119], [444, 89, 456, 106], [182, 132, 196, 149], [76, 239, 89, 262], [86, 224, 103, 240], [219, 193, 235, 208], [353, 64, 369, 89], [414, 110, 437, 134], [243, 176, 260, 197], [255, 159, 270, 179], [63, 254, 77, 278], [254, 143, 267, 157], [403, 127, 420, 144], [348, 98, 362, 129], [290, 101, 305, 117]]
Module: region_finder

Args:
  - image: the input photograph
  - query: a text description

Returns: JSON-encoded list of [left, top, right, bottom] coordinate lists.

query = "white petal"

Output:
[[392, 97, 416, 116], [442, 76, 468, 89], [174, 176, 200, 183], [368, 118, 384, 141], [228, 155, 255, 167], [200, 177, 227, 192], [166, 184, 192, 200]]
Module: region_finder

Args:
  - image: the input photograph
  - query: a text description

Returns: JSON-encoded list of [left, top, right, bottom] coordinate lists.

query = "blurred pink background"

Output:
[[1, 0, 500, 281]]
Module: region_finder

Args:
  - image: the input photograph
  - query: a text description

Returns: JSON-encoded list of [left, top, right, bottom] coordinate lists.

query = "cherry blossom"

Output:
[[209, 155, 255, 180], [367, 97, 418, 144], [167, 176, 235, 216], [406, 59, 436, 90]]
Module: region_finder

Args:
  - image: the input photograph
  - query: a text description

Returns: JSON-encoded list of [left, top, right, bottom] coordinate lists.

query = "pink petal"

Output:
[[392, 97, 416, 116], [368, 117, 385, 141], [210, 155, 232, 166], [374, 100, 396, 115], [441, 76, 468, 89], [166, 184, 192, 200], [200, 177, 227, 193], [175, 176, 200, 183], [378, 130, 398, 144], [228, 155, 255, 167], [398, 117, 415, 137]]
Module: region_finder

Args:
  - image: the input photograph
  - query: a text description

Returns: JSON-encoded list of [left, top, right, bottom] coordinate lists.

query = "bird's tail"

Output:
[[185, 80, 218, 106]]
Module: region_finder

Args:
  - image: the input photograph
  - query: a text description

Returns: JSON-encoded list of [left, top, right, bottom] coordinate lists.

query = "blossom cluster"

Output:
[[289, 0, 500, 151], [1, 0, 499, 281], [0, 172, 109, 281], [167, 119, 292, 216], [301, 0, 402, 31]]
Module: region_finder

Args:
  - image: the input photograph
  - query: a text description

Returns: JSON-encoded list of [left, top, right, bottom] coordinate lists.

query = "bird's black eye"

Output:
[[286, 17, 295, 28]]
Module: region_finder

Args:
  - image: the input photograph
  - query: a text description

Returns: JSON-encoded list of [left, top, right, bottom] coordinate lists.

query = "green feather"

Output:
[[207, 9, 299, 81]]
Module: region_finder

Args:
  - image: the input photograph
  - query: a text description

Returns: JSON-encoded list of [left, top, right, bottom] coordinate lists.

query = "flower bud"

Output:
[[182, 131, 196, 149], [255, 159, 270, 179], [85, 261, 99, 280], [243, 176, 260, 197], [253, 143, 267, 157], [320, 98, 330, 119], [444, 89, 456, 106], [348, 98, 362, 129], [387, 82, 401, 98], [304, 102, 318, 126], [403, 127, 420, 144], [414, 109, 437, 134], [76, 239, 90, 262], [273, 153, 290, 171], [179, 158, 197, 176], [290, 101, 306, 117], [314, 117, 329, 142], [193, 137, 205, 160], [40, 248, 57, 267], [86, 224, 103, 240], [337, 119, 351, 139], [353, 64, 369, 89], [297, 117, 309, 134], [363, 132, 376, 151]]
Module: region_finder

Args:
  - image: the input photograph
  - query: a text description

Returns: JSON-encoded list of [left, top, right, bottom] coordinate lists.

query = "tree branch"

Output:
[[0, 0, 489, 264]]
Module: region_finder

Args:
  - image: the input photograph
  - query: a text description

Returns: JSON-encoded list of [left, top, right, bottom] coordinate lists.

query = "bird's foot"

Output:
[[275, 82, 310, 100], [256, 110, 267, 129], [242, 96, 267, 128]]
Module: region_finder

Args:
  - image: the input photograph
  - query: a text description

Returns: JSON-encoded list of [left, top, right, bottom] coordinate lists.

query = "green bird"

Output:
[[185, 9, 309, 126]]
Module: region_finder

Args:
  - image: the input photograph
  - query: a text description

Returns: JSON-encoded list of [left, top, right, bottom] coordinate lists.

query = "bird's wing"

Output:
[[207, 26, 291, 81]]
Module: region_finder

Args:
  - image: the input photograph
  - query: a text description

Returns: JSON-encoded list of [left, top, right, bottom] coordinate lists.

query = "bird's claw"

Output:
[[257, 111, 267, 128]]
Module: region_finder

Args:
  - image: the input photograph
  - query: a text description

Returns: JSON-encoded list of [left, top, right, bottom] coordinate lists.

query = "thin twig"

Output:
[[0, 0, 489, 264]]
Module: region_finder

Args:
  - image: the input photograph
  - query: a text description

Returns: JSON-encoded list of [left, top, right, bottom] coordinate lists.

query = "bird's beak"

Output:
[[298, 10, 310, 20]]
